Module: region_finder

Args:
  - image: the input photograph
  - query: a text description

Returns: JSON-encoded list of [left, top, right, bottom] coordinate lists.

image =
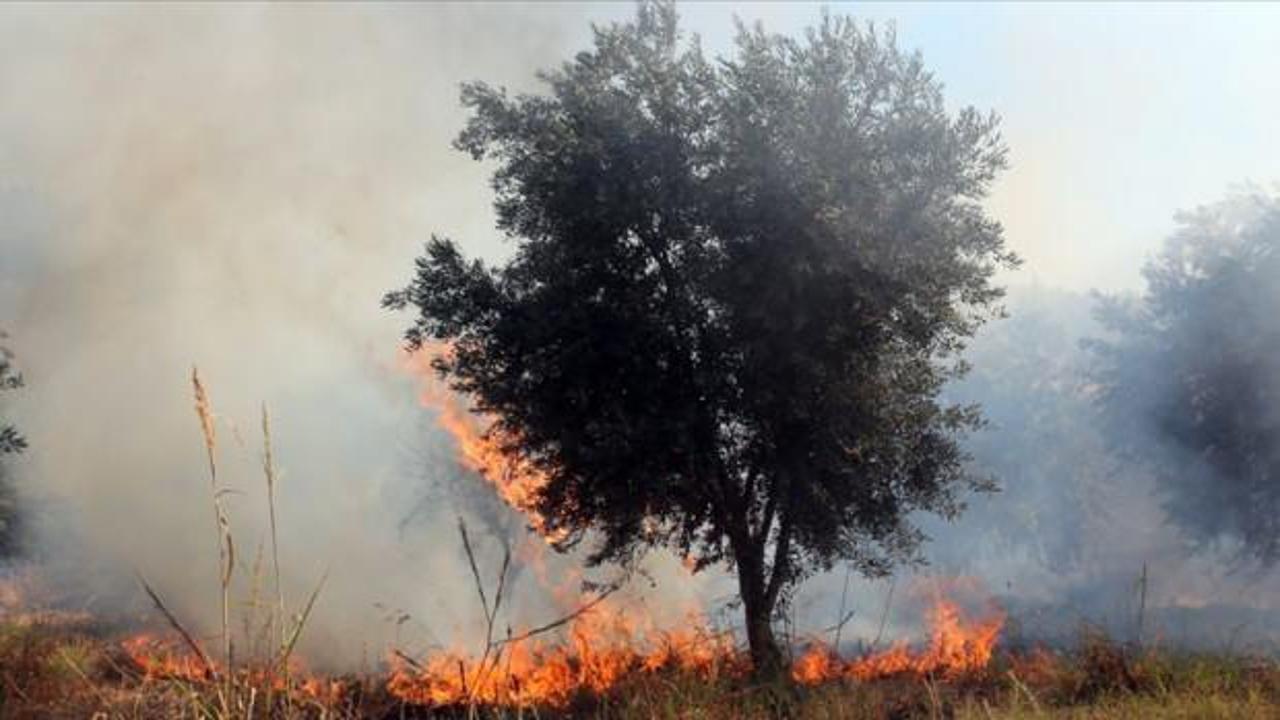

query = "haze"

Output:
[[1, 2, 1278, 663]]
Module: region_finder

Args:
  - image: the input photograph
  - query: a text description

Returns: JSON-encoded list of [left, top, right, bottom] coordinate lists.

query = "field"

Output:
[[2, 603, 1279, 719], [5, 372, 1277, 719]]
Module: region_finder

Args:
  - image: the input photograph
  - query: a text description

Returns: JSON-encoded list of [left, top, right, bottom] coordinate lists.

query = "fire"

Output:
[[388, 589, 1005, 708], [387, 601, 740, 708], [119, 588, 1005, 710], [400, 347, 562, 541], [1, 348, 1013, 712], [122, 635, 216, 683], [792, 596, 1005, 685], [121, 634, 348, 705], [396, 347, 1006, 707], [394, 347, 747, 706]]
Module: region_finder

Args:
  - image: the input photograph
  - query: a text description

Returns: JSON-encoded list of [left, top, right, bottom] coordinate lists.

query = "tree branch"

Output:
[[493, 584, 620, 647], [755, 490, 777, 547], [764, 511, 794, 609]]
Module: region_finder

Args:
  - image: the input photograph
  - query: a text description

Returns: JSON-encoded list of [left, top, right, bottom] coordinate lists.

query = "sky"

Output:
[[0, 1, 1278, 660], [582, 2, 1280, 291]]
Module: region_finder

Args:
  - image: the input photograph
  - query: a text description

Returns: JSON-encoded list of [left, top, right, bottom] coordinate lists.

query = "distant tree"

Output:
[[1090, 190, 1280, 563], [0, 331, 24, 555], [386, 1, 1015, 671], [0, 333, 22, 456]]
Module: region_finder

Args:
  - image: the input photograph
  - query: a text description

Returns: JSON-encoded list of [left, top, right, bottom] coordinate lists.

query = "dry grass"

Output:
[[2, 618, 1279, 719], [4, 380, 1277, 718]]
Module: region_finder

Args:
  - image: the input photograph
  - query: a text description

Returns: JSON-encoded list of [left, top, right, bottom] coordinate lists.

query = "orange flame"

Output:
[[397, 347, 1006, 706], [389, 589, 1004, 707], [792, 596, 1005, 685], [121, 634, 348, 705], [119, 588, 1003, 709], [387, 601, 741, 708], [400, 347, 562, 541], [122, 635, 216, 683]]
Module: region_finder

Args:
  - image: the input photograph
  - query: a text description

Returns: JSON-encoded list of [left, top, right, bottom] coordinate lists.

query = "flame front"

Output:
[[387, 603, 740, 708], [792, 597, 1005, 685], [119, 590, 1005, 710]]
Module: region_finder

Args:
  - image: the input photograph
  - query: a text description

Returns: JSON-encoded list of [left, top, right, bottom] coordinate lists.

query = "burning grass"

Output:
[[3, 608, 1280, 719], [7, 543, 1275, 719], [3, 369, 1278, 718], [792, 597, 1005, 685]]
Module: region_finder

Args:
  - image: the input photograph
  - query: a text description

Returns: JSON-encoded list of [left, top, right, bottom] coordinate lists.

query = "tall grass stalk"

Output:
[[261, 406, 286, 659], [192, 366, 235, 709], [138, 573, 216, 680], [1135, 562, 1149, 648], [457, 517, 510, 716]]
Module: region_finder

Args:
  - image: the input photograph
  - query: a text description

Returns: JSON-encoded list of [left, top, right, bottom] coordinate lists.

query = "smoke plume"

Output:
[[0, 3, 716, 667]]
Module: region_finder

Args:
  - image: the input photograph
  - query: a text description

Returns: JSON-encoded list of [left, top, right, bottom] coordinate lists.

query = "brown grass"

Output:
[[5, 381, 1277, 718], [2, 617, 1279, 719]]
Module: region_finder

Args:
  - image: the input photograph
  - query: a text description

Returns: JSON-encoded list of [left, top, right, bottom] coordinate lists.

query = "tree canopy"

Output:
[[386, 1, 1016, 670], [1090, 190, 1280, 564]]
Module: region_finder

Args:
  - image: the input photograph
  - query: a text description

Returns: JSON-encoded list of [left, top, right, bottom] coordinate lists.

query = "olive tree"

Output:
[[387, 2, 1015, 671]]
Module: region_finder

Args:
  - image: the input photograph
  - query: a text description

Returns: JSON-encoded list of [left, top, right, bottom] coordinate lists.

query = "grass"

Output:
[[3, 376, 1278, 718], [1, 612, 1279, 719]]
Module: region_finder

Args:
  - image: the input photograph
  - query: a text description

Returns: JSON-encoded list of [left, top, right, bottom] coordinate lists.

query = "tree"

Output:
[[0, 331, 24, 555], [0, 332, 22, 455], [386, 2, 1015, 672], [1090, 189, 1280, 564]]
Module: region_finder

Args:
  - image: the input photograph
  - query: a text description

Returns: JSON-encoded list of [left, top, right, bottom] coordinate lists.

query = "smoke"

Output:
[[1087, 190, 1280, 564], [2, 2, 1279, 669], [891, 276, 1280, 650], [774, 283, 1280, 656], [0, 3, 723, 667]]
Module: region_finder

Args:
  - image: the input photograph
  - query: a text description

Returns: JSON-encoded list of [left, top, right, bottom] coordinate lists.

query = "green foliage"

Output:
[[386, 0, 1014, 667], [1089, 189, 1280, 563]]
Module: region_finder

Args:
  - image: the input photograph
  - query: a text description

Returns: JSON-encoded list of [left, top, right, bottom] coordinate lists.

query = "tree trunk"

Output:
[[736, 545, 784, 677]]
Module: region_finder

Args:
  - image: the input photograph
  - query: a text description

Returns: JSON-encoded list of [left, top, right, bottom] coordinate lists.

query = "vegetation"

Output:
[[1089, 189, 1280, 563], [386, 0, 1016, 672], [2, 614, 1280, 718], [3, 4, 1276, 718], [0, 333, 20, 456], [0, 331, 24, 556]]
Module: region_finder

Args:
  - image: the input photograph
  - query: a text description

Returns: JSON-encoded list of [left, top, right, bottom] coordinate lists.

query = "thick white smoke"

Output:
[[0, 3, 715, 667]]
